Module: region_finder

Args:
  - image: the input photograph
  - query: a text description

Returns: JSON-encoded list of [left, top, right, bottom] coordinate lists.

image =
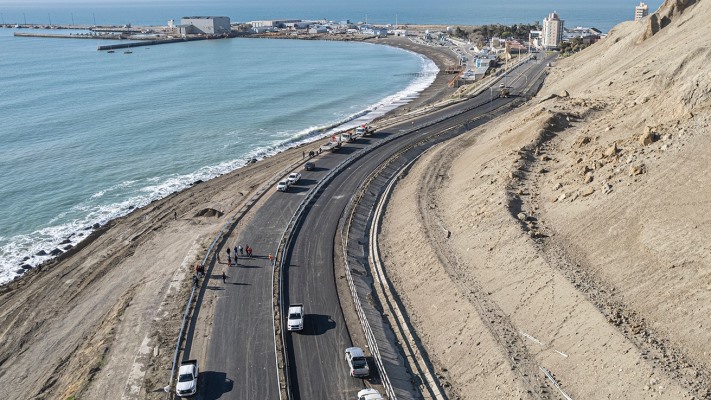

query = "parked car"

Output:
[[304, 162, 315, 171], [357, 388, 384, 400], [176, 360, 199, 397], [345, 347, 370, 378], [288, 172, 301, 184], [277, 180, 290, 192]]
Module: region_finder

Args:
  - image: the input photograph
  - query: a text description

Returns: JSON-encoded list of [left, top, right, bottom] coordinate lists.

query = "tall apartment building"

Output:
[[635, 2, 650, 21], [542, 12, 564, 50]]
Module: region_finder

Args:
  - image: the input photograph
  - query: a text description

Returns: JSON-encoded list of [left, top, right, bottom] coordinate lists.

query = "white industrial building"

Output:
[[179, 16, 231, 35]]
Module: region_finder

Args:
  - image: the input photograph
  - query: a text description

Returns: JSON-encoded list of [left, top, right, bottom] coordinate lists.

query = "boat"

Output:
[[107, 50, 115, 53], [124, 50, 133, 54]]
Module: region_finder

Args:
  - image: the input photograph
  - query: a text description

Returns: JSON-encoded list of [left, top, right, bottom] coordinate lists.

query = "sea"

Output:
[[0, 0, 663, 284]]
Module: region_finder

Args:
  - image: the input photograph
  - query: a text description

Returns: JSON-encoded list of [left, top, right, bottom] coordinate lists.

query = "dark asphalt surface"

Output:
[[194, 53, 553, 400]]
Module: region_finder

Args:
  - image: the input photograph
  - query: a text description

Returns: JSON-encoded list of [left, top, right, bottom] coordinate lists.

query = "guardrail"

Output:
[[271, 71, 537, 398], [166, 285, 197, 394], [168, 54, 543, 397], [166, 155, 309, 398]]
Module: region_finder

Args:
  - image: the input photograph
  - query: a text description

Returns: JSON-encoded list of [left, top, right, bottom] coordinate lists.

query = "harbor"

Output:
[[6, 17, 238, 50]]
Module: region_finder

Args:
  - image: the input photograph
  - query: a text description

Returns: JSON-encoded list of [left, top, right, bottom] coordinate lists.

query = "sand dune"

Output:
[[380, 0, 710, 398]]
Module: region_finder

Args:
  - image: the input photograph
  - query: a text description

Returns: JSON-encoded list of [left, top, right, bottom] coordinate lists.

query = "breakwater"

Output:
[[14, 32, 123, 40], [96, 36, 211, 50]]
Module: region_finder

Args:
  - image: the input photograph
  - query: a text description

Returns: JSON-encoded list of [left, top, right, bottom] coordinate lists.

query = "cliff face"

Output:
[[380, 0, 711, 398], [641, 0, 698, 41]]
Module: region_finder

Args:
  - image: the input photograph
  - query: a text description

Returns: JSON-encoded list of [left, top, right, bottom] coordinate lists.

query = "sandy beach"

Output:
[[0, 36, 459, 399]]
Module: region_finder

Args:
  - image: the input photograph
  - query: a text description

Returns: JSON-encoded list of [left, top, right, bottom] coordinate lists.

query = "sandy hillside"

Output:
[[380, 0, 710, 399]]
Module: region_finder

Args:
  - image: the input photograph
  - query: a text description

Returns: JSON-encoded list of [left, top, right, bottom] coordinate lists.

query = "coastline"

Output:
[[0, 37, 458, 399], [0, 33, 445, 284]]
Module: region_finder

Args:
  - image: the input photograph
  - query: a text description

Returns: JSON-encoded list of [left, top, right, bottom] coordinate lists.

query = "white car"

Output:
[[277, 180, 290, 192], [345, 346, 370, 378], [358, 388, 384, 400], [176, 360, 198, 397], [287, 172, 301, 185], [287, 304, 304, 331]]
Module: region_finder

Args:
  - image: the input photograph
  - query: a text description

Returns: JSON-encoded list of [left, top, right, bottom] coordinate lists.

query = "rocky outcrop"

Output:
[[640, 0, 698, 41]]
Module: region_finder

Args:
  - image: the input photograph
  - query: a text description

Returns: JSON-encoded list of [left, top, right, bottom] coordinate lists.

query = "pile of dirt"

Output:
[[380, 0, 710, 398]]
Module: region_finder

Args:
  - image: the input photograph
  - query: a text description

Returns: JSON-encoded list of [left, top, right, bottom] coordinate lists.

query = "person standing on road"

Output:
[[222, 271, 227, 283], [192, 274, 198, 287], [268, 253, 274, 266], [239, 245, 244, 256], [246, 245, 252, 258]]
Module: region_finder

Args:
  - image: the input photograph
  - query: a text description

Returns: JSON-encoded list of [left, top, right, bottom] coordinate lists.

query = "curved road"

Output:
[[193, 53, 553, 399]]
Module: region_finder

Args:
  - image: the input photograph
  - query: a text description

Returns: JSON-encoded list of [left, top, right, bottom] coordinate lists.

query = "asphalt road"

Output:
[[195, 52, 553, 400], [285, 54, 554, 399]]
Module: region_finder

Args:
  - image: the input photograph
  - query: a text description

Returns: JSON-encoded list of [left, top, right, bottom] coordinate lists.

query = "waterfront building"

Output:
[[635, 2, 650, 21], [529, 30, 543, 49], [179, 16, 231, 35], [308, 26, 328, 34], [249, 20, 301, 28], [542, 12, 564, 50]]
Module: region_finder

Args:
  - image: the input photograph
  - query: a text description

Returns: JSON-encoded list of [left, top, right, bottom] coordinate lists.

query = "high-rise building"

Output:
[[542, 12, 564, 50], [635, 2, 650, 21]]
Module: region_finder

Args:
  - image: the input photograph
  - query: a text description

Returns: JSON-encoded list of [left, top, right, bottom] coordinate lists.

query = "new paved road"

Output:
[[195, 52, 553, 400], [285, 54, 554, 399]]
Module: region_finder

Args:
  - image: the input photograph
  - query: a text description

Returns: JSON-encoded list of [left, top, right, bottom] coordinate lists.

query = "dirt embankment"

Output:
[[380, 1, 710, 399]]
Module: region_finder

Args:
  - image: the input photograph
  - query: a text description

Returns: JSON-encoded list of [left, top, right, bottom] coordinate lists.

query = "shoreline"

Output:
[[0, 34, 455, 286], [0, 35, 459, 399]]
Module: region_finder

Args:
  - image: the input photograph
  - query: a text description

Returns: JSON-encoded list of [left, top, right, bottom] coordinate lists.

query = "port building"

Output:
[[635, 2, 650, 21], [179, 16, 231, 35], [542, 12, 564, 50]]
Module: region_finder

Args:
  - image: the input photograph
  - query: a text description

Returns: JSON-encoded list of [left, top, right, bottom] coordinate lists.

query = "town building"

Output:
[[635, 2, 650, 21], [179, 16, 231, 35], [308, 26, 328, 34], [529, 30, 543, 49], [542, 11, 564, 50], [248, 19, 302, 28]]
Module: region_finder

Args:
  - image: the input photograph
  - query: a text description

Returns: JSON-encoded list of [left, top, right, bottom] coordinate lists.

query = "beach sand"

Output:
[[0, 37, 458, 399]]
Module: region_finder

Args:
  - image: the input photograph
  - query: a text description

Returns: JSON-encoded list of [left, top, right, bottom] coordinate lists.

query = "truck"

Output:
[[499, 88, 510, 98], [287, 172, 301, 185], [176, 360, 199, 397], [345, 347, 370, 378], [320, 135, 342, 152], [277, 179, 290, 192], [341, 131, 354, 143], [358, 389, 385, 400], [287, 304, 304, 331]]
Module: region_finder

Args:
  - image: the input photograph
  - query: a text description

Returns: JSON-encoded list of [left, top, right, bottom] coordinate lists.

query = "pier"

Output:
[[96, 36, 210, 51], [14, 32, 123, 40]]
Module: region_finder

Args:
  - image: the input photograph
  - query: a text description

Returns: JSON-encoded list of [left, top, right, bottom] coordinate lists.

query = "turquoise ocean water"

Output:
[[0, 0, 663, 284]]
